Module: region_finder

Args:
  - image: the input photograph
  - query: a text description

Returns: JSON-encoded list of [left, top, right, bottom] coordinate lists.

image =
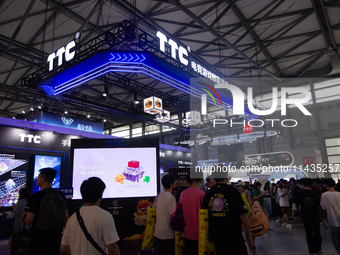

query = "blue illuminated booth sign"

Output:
[[41, 52, 191, 95], [40, 51, 255, 118], [26, 112, 103, 133]]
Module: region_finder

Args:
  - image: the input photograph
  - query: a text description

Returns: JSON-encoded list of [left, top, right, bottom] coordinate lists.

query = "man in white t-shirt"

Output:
[[153, 174, 176, 255], [60, 177, 120, 255], [321, 178, 340, 255]]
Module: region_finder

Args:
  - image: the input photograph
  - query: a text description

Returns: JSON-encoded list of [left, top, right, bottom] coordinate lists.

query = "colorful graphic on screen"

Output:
[[72, 147, 157, 199], [0, 154, 28, 206], [33, 155, 61, 193]]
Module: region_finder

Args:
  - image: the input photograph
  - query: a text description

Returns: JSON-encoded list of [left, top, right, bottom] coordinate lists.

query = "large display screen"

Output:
[[32, 155, 61, 193], [0, 154, 28, 206], [72, 147, 157, 199]]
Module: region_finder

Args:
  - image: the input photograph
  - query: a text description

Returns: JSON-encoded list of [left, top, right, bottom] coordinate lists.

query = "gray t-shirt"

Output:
[[13, 198, 28, 232]]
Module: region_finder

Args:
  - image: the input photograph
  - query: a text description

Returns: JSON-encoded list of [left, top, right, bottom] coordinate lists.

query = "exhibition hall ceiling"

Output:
[[1, 0, 340, 128]]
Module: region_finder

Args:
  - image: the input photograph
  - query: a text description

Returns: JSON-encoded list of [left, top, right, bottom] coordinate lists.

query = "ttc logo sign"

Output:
[[106, 140, 125, 147], [19, 133, 41, 144], [47, 38, 77, 71]]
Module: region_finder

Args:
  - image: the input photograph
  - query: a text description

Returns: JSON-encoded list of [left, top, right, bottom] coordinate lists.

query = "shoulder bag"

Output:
[[170, 202, 185, 232], [76, 210, 106, 255], [249, 201, 270, 237]]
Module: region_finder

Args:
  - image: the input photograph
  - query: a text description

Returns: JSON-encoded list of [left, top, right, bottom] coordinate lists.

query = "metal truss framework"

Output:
[[19, 20, 194, 123]]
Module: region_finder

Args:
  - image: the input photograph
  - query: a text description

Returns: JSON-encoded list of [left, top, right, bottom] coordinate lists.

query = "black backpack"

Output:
[[36, 190, 66, 230]]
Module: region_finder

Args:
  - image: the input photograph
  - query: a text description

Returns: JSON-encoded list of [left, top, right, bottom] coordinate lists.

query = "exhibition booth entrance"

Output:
[[1, 19, 337, 253]]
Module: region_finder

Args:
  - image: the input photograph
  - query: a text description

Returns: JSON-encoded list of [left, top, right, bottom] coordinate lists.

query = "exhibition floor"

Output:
[[253, 218, 335, 255], [0, 218, 336, 255]]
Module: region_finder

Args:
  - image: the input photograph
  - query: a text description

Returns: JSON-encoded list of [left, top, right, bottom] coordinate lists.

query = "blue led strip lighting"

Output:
[[54, 65, 190, 95], [41, 52, 255, 119], [41, 84, 55, 95], [54, 54, 194, 96], [54, 64, 206, 108], [108, 53, 146, 62], [54, 65, 111, 94]]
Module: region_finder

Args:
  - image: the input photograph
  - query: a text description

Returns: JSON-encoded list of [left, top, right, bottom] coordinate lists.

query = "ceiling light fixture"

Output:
[[64, 110, 68, 114], [103, 85, 108, 97], [236, 133, 241, 142], [30, 107, 34, 111], [87, 114, 90, 118], [133, 93, 139, 105], [75, 32, 81, 40], [22, 110, 25, 114]]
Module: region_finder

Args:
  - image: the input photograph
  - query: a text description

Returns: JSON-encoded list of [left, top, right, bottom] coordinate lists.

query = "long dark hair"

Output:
[[264, 181, 270, 190], [19, 188, 30, 200], [276, 181, 281, 191], [254, 182, 262, 190]]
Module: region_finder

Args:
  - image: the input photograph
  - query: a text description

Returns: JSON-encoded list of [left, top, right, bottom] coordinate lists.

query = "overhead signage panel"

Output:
[[0, 125, 77, 152], [41, 52, 191, 95], [40, 51, 250, 117], [25, 112, 103, 133], [156, 30, 223, 85], [47, 40, 76, 71]]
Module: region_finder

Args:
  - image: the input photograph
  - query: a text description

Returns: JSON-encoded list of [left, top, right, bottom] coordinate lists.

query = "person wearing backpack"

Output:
[[25, 167, 68, 255]]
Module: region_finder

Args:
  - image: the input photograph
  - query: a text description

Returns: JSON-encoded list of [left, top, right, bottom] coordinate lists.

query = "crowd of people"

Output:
[[154, 174, 340, 255], [8, 168, 121, 255], [242, 177, 340, 255], [6, 167, 340, 255]]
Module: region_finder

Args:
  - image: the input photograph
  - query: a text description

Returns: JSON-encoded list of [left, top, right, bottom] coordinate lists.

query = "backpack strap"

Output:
[[76, 210, 106, 255], [39, 189, 53, 212], [39, 189, 66, 212]]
